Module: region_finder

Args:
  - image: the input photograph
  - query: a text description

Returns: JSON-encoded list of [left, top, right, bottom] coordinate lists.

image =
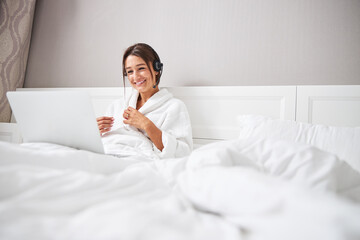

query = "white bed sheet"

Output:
[[177, 138, 360, 240], [0, 142, 238, 240], [1, 137, 360, 240]]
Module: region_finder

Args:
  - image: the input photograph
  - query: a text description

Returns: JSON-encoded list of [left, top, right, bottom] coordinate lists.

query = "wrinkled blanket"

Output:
[[1, 137, 360, 240]]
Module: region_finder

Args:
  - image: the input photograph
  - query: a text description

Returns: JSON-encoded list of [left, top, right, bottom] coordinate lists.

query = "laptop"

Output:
[[6, 90, 105, 154]]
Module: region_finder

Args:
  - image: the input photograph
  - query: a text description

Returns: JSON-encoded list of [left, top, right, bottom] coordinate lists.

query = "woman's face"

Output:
[[125, 55, 158, 94]]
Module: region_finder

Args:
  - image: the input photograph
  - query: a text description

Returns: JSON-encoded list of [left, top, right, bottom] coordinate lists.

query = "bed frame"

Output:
[[1, 85, 359, 147]]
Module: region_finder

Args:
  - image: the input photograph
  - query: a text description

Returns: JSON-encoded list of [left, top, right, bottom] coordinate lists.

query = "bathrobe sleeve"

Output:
[[154, 99, 193, 159]]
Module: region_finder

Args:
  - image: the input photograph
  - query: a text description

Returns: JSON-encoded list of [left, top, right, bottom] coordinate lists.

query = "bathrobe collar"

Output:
[[127, 88, 173, 115]]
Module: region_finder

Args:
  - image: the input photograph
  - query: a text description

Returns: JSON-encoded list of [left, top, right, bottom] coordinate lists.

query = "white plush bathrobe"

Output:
[[101, 88, 193, 159]]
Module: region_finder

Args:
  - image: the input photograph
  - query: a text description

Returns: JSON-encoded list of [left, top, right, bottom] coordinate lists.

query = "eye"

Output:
[[127, 70, 133, 75], [138, 67, 145, 71]]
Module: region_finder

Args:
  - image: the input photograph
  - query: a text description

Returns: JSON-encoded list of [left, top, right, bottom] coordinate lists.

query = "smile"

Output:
[[135, 80, 146, 86]]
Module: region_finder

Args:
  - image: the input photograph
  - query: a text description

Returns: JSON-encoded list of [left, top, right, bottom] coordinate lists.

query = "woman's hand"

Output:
[[123, 107, 164, 151], [123, 107, 150, 130], [97, 116, 114, 135]]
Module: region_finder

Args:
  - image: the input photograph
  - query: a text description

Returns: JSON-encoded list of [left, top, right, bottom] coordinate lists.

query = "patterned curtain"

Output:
[[0, 0, 36, 122]]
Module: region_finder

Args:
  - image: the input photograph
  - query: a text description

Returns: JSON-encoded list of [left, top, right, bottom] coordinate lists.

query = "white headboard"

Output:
[[3, 85, 360, 146], [296, 85, 360, 127]]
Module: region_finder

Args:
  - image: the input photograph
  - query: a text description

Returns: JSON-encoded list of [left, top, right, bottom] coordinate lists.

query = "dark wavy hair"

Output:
[[122, 43, 162, 86]]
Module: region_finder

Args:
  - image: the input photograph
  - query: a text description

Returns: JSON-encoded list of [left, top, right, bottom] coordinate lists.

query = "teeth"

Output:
[[135, 80, 145, 85]]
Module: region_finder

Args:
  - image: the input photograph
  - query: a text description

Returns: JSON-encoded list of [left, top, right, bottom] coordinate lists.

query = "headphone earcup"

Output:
[[153, 60, 163, 72]]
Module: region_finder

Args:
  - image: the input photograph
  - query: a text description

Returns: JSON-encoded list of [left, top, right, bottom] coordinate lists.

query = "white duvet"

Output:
[[1, 137, 360, 240]]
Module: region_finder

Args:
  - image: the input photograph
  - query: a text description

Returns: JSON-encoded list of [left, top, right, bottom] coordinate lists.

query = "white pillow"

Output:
[[237, 115, 360, 172]]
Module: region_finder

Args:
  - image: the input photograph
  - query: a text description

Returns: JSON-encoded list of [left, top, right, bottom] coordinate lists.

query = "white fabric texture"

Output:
[[1, 136, 360, 240], [177, 138, 360, 240], [101, 88, 193, 159], [0, 141, 239, 240], [178, 167, 360, 240], [237, 115, 360, 172], [184, 138, 360, 202]]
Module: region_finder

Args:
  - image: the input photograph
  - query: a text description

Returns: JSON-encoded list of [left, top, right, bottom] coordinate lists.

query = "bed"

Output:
[[1, 85, 360, 240]]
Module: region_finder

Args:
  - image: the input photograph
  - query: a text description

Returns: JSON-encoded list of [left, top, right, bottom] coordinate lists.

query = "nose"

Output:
[[133, 70, 141, 80]]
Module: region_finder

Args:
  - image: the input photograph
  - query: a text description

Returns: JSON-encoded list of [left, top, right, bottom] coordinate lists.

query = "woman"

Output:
[[97, 43, 193, 159]]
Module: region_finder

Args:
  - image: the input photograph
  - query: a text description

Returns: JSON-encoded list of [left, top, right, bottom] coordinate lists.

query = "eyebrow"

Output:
[[125, 63, 146, 70]]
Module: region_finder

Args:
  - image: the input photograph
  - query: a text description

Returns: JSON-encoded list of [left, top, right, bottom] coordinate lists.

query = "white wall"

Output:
[[24, 0, 360, 87]]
